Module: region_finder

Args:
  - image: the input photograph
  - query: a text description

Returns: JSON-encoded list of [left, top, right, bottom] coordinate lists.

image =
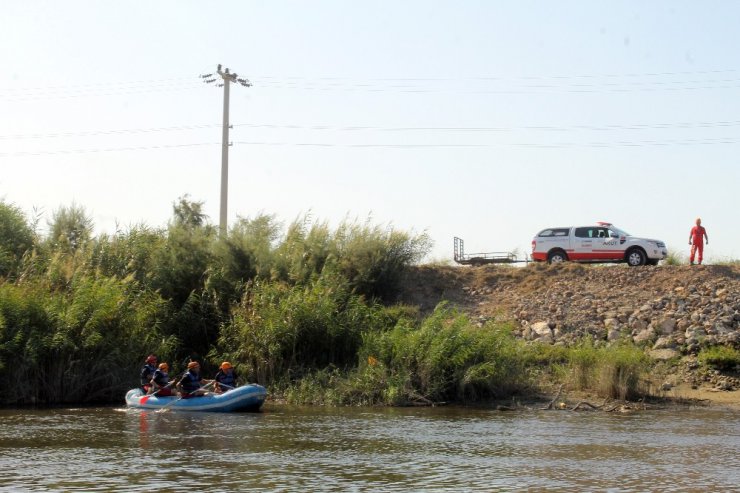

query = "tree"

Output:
[[149, 196, 218, 358], [48, 203, 93, 252], [0, 200, 34, 276], [172, 195, 209, 229]]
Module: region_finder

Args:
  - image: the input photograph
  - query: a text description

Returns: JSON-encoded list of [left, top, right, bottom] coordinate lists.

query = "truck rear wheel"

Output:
[[548, 250, 568, 264]]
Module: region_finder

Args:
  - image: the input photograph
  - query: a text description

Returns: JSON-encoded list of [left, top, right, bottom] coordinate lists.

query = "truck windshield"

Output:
[[610, 227, 631, 237]]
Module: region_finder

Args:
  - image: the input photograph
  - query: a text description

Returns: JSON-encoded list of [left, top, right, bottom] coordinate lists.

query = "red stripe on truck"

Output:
[[569, 251, 623, 260]]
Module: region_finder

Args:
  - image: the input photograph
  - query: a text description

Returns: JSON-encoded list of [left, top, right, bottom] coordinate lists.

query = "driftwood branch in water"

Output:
[[571, 397, 609, 411], [541, 384, 564, 410], [408, 392, 446, 407], [496, 397, 522, 411]]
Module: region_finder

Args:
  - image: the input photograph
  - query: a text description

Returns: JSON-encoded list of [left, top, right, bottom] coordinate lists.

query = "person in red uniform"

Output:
[[689, 217, 709, 265]]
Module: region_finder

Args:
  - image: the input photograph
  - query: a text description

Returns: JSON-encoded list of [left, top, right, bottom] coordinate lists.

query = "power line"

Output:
[[3, 68, 737, 95], [233, 137, 740, 148], [3, 119, 740, 141], [0, 142, 219, 157], [0, 82, 205, 102], [5, 69, 740, 102], [0, 76, 199, 93], [3, 135, 739, 158], [2, 68, 738, 95], [249, 80, 740, 95], [253, 68, 740, 81], [0, 124, 222, 140], [232, 120, 740, 132]]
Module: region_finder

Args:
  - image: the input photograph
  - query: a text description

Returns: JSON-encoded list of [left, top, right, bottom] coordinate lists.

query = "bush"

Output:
[[566, 339, 650, 400], [0, 194, 448, 405], [0, 274, 172, 405], [245, 301, 531, 406], [281, 365, 414, 406], [664, 251, 686, 266], [0, 201, 35, 278], [596, 345, 650, 400], [698, 346, 740, 370], [331, 220, 432, 300], [88, 225, 165, 285], [359, 303, 529, 403], [217, 277, 390, 384], [269, 215, 432, 300]]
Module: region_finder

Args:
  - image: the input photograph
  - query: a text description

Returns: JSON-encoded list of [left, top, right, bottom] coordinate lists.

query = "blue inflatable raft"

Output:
[[125, 384, 267, 412]]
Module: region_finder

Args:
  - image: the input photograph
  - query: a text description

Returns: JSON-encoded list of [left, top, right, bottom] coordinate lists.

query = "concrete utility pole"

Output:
[[201, 65, 251, 236]]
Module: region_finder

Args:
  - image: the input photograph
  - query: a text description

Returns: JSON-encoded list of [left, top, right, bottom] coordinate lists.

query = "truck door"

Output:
[[573, 227, 595, 260], [589, 227, 623, 260]]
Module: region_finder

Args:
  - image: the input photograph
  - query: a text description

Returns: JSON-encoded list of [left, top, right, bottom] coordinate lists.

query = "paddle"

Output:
[[155, 380, 216, 413], [189, 379, 216, 396], [155, 395, 184, 413], [215, 382, 236, 391], [147, 369, 189, 397], [150, 374, 182, 397]]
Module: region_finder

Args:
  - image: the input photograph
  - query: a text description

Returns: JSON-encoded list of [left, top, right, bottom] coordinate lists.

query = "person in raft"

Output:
[[140, 355, 158, 394], [689, 217, 709, 265], [214, 361, 239, 393], [150, 362, 174, 396], [176, 361, 212, 398]]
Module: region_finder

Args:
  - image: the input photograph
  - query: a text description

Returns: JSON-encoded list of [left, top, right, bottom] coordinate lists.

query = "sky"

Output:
[[1, 1, 739, 263]]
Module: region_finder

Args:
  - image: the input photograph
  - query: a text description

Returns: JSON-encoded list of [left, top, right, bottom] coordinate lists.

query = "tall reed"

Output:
[[567, 339, 650, 400]]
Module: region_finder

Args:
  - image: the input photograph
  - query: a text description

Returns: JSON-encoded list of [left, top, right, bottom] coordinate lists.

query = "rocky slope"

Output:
[[397, 262, 740, 393]]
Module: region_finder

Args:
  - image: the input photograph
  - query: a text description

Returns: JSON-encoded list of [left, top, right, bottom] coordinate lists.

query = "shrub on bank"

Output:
[[1, 196, 681, 407], [0, 273, 173, 404], [351, 303, 529, 404], [216, 277, 399, 385], [266, 303, 531, 406], [269, 215, 432, 301], [0, 201, 35, 279], [663, 251, 685, 266], [567, 339, 650, 400], [698, 346, 740, 370], [0, 197, 435, 405], [274, 308, 657, 406]]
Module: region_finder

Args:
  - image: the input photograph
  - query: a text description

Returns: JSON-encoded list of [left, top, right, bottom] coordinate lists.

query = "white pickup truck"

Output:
[[531, 222, 668, 266]]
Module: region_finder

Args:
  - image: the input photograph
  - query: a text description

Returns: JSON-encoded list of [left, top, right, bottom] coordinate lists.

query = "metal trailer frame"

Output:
[[453, 237, 529, 266]]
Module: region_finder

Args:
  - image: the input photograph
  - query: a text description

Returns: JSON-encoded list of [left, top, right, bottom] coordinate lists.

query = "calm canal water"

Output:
[[1, 404, 738, 492]]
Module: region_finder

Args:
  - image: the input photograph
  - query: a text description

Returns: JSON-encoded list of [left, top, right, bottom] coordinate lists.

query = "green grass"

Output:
[[698, 346, 740, 370], [566, 339, 651, 400], [273, 303, 533, 406], [274, 306, 659, 406], [0, 197, 433, 405], [663, 250, 686, 266], [6, 196, 733, 407]]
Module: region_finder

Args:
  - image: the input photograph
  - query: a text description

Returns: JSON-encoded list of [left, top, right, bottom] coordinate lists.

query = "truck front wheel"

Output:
[[626, 248, 646, 267]]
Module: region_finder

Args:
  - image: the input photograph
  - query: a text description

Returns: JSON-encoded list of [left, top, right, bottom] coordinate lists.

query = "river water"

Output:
[[1, 404, 738, 492]]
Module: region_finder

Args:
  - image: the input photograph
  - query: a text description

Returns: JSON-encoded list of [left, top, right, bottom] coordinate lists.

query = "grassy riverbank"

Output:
[[1, 197, 436, 405], [1, 198, 738, 407], [269, 309, 657, 406]]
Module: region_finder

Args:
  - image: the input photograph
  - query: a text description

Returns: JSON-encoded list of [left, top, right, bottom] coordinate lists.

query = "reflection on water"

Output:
[[0, 405, 738, 491]]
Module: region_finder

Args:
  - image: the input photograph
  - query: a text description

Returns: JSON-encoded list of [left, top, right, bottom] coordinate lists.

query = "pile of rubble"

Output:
[[401, 263, 739, 360], [503, 266, 739, 360]]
